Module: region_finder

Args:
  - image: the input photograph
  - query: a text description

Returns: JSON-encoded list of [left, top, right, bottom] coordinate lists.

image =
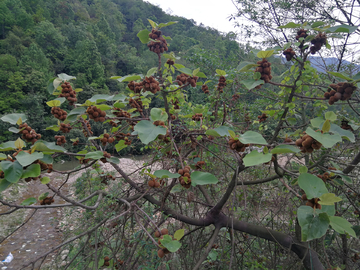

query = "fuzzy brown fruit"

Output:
[[157, 249, 165, 258], [161, 228, 169, 235], [155, 231, 161, 238]]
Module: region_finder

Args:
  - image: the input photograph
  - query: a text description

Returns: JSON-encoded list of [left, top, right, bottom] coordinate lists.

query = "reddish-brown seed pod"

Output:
[[155, 231, 161, 238], [148, 180, 155, 187], [161, 228, 169, 235], [158, 249, 165, 258]]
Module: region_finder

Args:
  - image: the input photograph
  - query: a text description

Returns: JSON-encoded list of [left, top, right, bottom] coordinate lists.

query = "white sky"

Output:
[[145, 0, 237, 33]]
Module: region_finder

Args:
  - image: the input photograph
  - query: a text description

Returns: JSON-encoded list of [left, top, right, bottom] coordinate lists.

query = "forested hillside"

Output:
[[0, 0, 241, 142]]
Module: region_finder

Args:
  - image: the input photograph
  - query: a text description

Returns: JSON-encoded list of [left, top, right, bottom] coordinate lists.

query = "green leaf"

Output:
[[31, 141, 65, 153], [241, 79, 264, 90], [95, 104, 111, 111], [271, 145, 300, 154], [214, 126, 234, 136], [8, 127, 20, 133], [154, 170, 180, 179], [297, 206, 330, 241], [192, 68, 200, 76], [311, 21, 325, 28], [21, 197, 37, 206], [326, 71, 352, 81], [0, 153, 6, 160], [205, 129, 221, 137], [134, 120, 167, 145], [298, 173, 328, 199], [278, 22, 301, 29], [196, 72, 207, 78], [322, 120, 331, 133], [47, 78, 55, 94], [45, 125, 60, 132], [317, 205, 336, 216], [146, 67, 157, 77], [38, 192, 49, 201], [170, 184, 183, 193], [0, 141, 16, 152], [174, 229, 184, 240], [66, 107, 87, 122], [21, 164, 41, 179], [239, 131, 267, 145], [1, 160, 23, 183], [157, 21, 178, 29], [119, 74, 143, 82], [253, 72, 261, 80], [40, 176, 51, 184], [305, 127, 342, 148], [87, 94, 114, 103], [115, 140, 127, 152], [177, 67, 192, 76], [237, 61, 259, 72], [216, 69, 226, 76], [329, 216, 356, 237], [318, 193, 342, 205], [106, 157, 119, 164], [85, 151, 104, 160], [150, 108, 168, 122], [299, 166, 308, 174], [1, 113, 27, 125], [74, 88, 83, 93], [160, 235, 182, 252], [0, 178, 12, 192], [137, 29, 150, 44], [325, 111, 337, 121], [330, 124, 355, 142], [326, 24, 358, 34], [191, 171, 219, 186], [14, 138, 25, 149], [148, 19, 158, 28], [243, 151, 272, 167], [310, 117, 324, 128], [58, 73, 76, 81], [228, 130, 238, 140], [257, 50, 274, 58], [16, 151, 44, 167]]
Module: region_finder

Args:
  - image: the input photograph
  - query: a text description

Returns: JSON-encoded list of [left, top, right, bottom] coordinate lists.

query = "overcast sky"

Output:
[[145, 0, 238, 33]]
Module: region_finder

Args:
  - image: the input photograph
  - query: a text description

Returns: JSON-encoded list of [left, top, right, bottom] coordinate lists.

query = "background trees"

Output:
[[0, 1, 360, 270]]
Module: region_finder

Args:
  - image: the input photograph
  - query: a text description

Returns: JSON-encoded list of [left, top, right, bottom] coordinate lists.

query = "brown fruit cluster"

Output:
[[296, 29, 308, 40], [283, 48, 296, 61], [101, 133, 115, 146], [317, 172, 330, 183], [192, 113, 202, 121], [172, 99, 180, 109], [202, 84, 209, 94], [72, 140, 79, 146], [19, 123, 41, 144], [166, 59, 174, 66], [86, 106, 106, 122], [341, 120, 353, 131], [142, 76, 160, 93], [148, 29, 168, 53], [155, 229, 171, 258], [59, 82, 77, 105], [244, 113, 251, 123], [113, 108, 131, 118], [258, 113, 267, 123], [178, 166, 192, 188], [81, 120, 93, 137], [228, 138, 249, 152], [127, 81, 143, 93], [232, 94, 240, 101], [101, 174, 116, 185], [284, 137, 292, 143], [100, 152, 111, 163], [212, 244, 219, 249], [129, 98, 143, 113], [301, 194, 322, 209], [170, 114, 176, 120], [154, 120, 170, 142], [103, 256, 110, 267], [255, 59, 272, 83], [25, 176, 39, 182], [295, 134, 322, 153], [148, 178, 161, 188], [115, 132, 131, 141], [324, 82, 356, 104], [217, 76, 227, 93], [114, 259, 124, 269], [310, 33, 327, 54], [60, 123, 72, 133], [195, 161, 205, 169], [40, 196, 55, 205], [47, 164, 53, 173], [79, 158, 90, 164], [51, 107, 67, 121], [55, 135, 66, 146], [109, 120, 118, 127]]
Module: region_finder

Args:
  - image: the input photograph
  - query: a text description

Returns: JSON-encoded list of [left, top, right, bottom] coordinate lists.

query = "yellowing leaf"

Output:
[[257, 50, 274, 59], [318, 193, 342, 205], [16, 117, 22, 125], [14, 138, 25, 149], [46, 100, 61, 107]]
